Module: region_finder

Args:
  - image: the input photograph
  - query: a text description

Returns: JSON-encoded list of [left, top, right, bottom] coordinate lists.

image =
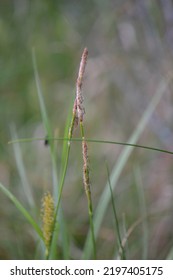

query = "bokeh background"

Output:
[[1, 0, 173, 259]]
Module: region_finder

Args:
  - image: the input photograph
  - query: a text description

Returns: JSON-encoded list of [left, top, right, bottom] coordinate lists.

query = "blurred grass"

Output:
[[1, 0, 173, 259]]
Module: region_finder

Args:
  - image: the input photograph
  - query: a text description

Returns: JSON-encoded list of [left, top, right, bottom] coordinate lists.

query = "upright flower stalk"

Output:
[[75, 48, 96, 259], [48, 48, 96, 259], [48, 50, 88, 259]]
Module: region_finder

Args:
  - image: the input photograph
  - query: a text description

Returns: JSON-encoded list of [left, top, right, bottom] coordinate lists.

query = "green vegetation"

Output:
[[1, 1, 173, 260]]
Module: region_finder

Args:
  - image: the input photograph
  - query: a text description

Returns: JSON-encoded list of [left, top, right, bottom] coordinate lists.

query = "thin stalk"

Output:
[[9, 137, 173, 156], [87, 192, 96, 259], [105, 161, 126, 260], [134, 165, 148, 259]]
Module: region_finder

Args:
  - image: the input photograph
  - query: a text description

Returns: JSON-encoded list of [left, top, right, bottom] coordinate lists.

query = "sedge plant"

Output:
[[1, 49, 173, 259]]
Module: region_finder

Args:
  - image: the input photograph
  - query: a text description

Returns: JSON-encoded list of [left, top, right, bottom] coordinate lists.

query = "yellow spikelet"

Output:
[[41, 192, 54, 257]]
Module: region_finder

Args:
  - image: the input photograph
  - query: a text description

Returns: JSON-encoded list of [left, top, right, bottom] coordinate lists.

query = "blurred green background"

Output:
[[1, 0, 173, 259]]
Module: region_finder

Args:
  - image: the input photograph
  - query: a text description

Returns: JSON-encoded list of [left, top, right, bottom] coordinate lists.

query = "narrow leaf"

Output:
[[0, 182, 43, 240]]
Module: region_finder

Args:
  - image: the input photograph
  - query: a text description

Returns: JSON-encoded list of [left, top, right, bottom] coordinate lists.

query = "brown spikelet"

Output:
[[76, 48, 88, 122], [82, 140, 91, 195], [73, 98, 79, 128], [68, 48, 88, 141], [68, 98, 78, 144]]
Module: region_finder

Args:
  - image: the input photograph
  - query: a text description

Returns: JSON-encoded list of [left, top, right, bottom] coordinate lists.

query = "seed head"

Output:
[[76, 48, 88, 122], [82, 140, 91, 194], [41, 192, 55, 256]]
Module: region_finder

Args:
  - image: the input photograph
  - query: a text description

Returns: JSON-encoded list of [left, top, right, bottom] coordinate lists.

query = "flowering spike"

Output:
[[76, 48, 88, 122], [41, 192, 55, 257], [82, 140, 91, 195]]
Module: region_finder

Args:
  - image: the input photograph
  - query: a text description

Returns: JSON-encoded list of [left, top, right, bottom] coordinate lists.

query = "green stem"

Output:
[[9, 137, 173, 156], [87, 190, 97, 259], [105, 161, 126, 260]]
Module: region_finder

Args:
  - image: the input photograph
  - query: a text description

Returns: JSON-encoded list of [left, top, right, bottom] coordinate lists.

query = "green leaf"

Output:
[[0, 182, 43, 240]]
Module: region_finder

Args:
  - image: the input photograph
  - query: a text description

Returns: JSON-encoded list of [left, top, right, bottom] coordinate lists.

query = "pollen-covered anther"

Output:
[[41, 192, 55, 256]]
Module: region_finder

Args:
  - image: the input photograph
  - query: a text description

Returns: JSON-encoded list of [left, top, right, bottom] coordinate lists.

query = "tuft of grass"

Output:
[[4, 50, 173, 260]]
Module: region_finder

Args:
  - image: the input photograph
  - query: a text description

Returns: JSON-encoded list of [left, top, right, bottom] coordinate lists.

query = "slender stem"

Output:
[[9, 137, 173, 156], [87, 189, 97, 259], [105, 161, 126, 260]]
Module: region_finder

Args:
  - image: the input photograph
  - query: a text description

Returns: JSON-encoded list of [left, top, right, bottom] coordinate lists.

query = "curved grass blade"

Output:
[[0, 182, 43, 240], [8, 137, 173, 157]]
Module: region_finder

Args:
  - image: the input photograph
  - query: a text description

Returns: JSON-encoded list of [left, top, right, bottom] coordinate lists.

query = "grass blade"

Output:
[[10, 124, 35, 208], [105, 161, 126, 260], [134, 165, 148, 259], [9, 137, 173, 156], [166, 247, 173, 259], [28, 52, 74, 259], [49, 110, 73, 259], [83, 76, 171, 258], [32, 48, 52, 139], [0, 182, 43, 240], [32, 49, 58, 257]]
